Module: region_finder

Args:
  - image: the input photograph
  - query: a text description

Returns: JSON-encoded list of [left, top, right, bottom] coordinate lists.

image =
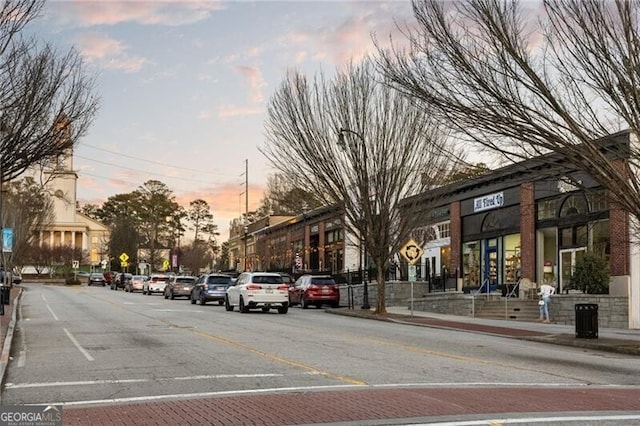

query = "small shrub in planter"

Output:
[[568, 252, 609, 294], [65, 277, 81, 285]]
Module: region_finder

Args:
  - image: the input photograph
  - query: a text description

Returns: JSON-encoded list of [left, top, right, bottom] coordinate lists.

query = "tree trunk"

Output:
[[374, 258, 387, 314]]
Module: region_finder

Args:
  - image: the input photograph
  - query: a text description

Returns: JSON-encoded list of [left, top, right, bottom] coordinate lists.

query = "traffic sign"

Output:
[[162, 259, 170, 270], [119, 252, 129, 263], [399, 239, 423, 265], [72, 260, 79, 269]]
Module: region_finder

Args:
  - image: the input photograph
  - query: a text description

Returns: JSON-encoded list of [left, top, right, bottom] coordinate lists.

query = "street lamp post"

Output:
[[337, 128, 370, 310], [243, 224, 249, 271]]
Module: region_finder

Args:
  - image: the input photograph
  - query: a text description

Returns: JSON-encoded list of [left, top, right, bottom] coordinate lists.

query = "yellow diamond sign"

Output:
[[119, 252, 129, 263], [399, 239, 423, 265]]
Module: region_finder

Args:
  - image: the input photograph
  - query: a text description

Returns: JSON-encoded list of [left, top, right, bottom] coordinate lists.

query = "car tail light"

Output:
[[277, 284, 289, 291], [246, 284, 262, 290], [309, 285, 320, 291]]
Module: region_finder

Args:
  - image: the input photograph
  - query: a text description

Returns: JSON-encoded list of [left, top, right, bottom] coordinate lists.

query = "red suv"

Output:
[[289, 275, 340, 309]]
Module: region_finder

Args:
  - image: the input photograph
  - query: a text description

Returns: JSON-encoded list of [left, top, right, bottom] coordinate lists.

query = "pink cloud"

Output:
[[75, 32, 146, 72], [217, 104, 264, 119], [234, 66, 267, 104], [51, 1, 226, 28]]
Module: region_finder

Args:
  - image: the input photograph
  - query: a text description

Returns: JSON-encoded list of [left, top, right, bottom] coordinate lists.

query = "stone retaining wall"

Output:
[[339, 281, 630, 328]]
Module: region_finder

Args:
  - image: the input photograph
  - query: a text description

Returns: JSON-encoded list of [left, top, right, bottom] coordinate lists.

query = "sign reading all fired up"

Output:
[[473, 191, 504, 213]]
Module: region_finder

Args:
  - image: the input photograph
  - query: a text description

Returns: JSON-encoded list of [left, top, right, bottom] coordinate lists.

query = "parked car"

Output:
[[165, 275, 197, 300], [190, 274, 232, 305], [225, 272, 289, 314], [289, 275, 340, 309], [88, 273, 106, 286], [278, 273, 295, 287], [111, 273, 132, 290], [143, 274, 170, 295], [12, 273, 21, 285], [125, 275, 147, 293], [104, 271, 116, 285]]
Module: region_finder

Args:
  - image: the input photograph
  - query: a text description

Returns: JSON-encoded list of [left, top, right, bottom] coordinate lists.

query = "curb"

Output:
[[0, 287, 22, 403]]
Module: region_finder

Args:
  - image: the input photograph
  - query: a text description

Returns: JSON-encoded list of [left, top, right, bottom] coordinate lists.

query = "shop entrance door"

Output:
[[484, 240, 498, 292], [559, 248, 586, 293]]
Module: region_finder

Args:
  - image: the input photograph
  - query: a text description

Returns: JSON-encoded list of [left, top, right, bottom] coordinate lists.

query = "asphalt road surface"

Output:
[[3, 283, 640, 425]]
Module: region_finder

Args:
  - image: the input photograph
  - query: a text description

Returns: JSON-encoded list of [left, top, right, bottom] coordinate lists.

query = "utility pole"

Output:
[[242, 159, 249, 271]]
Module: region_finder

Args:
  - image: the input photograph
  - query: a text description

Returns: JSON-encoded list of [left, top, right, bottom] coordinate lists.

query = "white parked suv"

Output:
[[143, 274, 170, 295], [225, 272, 289, 314]]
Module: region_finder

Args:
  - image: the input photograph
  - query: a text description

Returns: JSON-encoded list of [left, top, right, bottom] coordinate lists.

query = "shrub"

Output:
[[568, 252, 609, 294], [65, 277, 81, 285]]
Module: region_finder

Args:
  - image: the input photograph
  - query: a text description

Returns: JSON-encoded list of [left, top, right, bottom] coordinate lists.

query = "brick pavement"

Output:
[[61, 387, 640, 425]]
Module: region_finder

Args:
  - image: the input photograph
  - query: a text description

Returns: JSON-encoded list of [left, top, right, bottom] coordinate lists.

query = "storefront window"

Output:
[[586, 191, 608, 212], [503, 234, 521, 283], [462, 241, 480, 287], [591, 220, 610, 257], [560, 194, 588, 217], [576, 225, 588, 246], [537, 199, 557, 220]]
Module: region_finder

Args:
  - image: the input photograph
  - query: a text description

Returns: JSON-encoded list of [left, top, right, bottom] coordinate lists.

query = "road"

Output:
[[3, 283, 640, 425]]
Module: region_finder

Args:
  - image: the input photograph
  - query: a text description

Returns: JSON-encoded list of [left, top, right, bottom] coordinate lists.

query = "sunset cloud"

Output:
[[234, 66, 267, 104], [50, 0, 226, 28], [75, 32, 146, 72]]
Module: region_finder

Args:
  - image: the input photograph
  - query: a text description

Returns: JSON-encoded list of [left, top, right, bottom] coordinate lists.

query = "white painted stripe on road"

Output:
[[44, 384, 365, 406], [5, 372, 321, 389], [419, 414, 640, 425], [62, 328, 94, 362], [42, 294, 58, 321]]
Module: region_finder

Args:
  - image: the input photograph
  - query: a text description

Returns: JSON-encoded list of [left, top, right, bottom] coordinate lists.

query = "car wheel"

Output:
[[278, 306, 288, 314], [301, 296, 308, 309], [224, 296, 234, 311], [199, 295, 206, 305], [239, 297, 249, 313], [261, 307, 270, 312], [218, 300, 224, 306], [331, 301, 339, 308]]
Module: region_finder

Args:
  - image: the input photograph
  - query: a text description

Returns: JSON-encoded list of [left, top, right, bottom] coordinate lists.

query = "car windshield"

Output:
[[252, 275, 283, 284], [206, 276, 231, 285], [311, 278, 336, 285], [151, 276, 167, 282], [90, 274, 102, 278]]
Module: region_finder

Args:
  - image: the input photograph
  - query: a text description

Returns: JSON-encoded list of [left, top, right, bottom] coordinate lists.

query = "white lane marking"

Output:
[[41, 294, 58, 321], [62, 328, 94, 362], [424, 414, 640, 425], [45, 384, 364, 406], [17, 294, 26, 368], [16, 351, 25, 368], [5, 372, 320, 389]]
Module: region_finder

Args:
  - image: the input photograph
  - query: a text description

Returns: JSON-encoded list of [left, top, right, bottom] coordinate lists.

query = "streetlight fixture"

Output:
[[337, 127, 370, 310]]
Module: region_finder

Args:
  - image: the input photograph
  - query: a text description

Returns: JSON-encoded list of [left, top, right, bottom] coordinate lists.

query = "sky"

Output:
[[30, 0, 416, 240]]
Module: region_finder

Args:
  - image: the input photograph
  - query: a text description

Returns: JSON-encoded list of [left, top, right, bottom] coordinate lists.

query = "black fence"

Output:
[[267, 264, 457, 294]]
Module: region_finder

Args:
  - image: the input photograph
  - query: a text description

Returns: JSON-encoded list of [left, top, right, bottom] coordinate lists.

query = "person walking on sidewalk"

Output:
[[538, 283, 555, 323]]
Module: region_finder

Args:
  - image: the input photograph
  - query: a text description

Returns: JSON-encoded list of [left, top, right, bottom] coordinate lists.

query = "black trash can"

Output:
[[575, 303, 598, 339], [1, 286, 9, 305]]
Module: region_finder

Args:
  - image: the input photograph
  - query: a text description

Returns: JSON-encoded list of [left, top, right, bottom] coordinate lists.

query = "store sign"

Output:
[[473, 192, 504, 213]]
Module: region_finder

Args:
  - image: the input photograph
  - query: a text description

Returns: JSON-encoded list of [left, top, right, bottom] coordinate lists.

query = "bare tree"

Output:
[[2, 176, 54, 274], [262, 59, 461, 313], [256, 173, 324, 216], [376, 0, 640, 230], [0, 0, 99, 181]]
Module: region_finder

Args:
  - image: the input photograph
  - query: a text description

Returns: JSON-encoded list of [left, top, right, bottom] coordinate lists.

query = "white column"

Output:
[[49, 231, 54, 247], [39, 231, 43, 247], [71, 231, 76, 248], [61, 231, 65, 247], [83, 232, 88, 250]]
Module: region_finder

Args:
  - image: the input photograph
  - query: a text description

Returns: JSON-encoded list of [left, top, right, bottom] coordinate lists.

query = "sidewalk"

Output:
[[325, 305, 640, 356]]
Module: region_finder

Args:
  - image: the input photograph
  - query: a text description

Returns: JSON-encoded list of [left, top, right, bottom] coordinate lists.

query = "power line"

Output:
[[74, 154, 218, 185], [79, 143, 239, 178]]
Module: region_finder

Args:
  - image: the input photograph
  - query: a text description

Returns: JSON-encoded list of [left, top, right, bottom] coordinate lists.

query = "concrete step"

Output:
[[476, 299, 540, 322]]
